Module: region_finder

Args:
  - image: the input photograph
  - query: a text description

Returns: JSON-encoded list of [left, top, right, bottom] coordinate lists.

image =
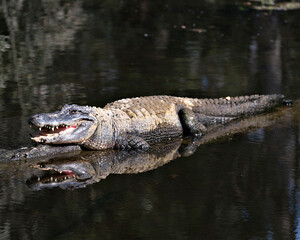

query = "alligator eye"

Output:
[[70, 109, 87, 115], [70, 110, 77, 114], [70, 109, 83, 115]]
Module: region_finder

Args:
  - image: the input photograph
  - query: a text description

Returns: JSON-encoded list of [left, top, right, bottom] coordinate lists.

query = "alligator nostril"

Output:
[[28, 117, 35, 126], [28, 115, 40, 126]]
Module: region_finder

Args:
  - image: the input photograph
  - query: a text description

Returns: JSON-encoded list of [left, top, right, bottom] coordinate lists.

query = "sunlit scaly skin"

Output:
[[28, 94, 287, 150]]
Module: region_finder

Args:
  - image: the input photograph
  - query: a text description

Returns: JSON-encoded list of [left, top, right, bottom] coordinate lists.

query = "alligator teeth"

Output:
[[39, 128, 41, 131], [52, 127, 54, 131]]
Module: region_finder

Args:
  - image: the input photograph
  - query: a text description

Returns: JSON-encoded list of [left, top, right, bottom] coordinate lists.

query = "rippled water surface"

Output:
[[0, 0, 299, 239]]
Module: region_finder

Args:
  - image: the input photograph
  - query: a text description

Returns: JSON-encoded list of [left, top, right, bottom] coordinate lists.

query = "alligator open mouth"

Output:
[[30, 123, 78, 143], [28, 104, 98, 145], [26, 170, 78, 189], [26, 159, 96, 190], [34, 170, 76, 183]]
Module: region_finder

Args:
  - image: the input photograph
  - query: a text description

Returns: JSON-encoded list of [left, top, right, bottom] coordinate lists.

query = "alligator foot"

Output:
[[114, 134, 150, 150], [179, 108, 207, 136]]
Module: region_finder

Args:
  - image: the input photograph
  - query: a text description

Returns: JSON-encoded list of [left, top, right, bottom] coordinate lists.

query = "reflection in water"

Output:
[[2, 0, 86, 112], [0, 0, 86, 149], [27, 139, 183, 190], [249, 14, 282, 94], [0, 101, 298, 239]]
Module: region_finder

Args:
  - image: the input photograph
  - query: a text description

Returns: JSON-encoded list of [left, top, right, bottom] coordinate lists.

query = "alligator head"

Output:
[[26, 159, 98, 190], [28, 104, 98, 145]]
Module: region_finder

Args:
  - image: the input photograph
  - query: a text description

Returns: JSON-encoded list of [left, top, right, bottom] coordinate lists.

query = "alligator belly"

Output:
[[134, 122, 183, 144]]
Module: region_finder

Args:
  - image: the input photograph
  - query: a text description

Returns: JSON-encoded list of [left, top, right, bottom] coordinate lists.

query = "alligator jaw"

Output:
[[26, 159, 96, 190], [33, 170, 76, 183], [28, 104, 98, 145], [26, 170, 78, 190], [30, 123, 79, 143], [28, 117, 97, 145]]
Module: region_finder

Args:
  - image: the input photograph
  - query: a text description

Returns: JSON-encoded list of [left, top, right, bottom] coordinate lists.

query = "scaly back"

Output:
[[104, 94, 286, 118]]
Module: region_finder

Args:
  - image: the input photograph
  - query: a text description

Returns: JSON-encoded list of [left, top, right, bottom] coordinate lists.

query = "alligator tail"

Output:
[[193, 94, 290, 119]]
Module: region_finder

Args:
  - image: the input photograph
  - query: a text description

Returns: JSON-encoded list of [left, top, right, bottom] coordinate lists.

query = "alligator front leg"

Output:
[[114, 133, 150, 150]]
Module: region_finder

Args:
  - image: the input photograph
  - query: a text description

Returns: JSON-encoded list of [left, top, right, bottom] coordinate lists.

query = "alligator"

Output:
[[25, 102, 297, 190], [0, 96, 292, 162], [26, 139, 183, 189], [28, 94, 291, 150]]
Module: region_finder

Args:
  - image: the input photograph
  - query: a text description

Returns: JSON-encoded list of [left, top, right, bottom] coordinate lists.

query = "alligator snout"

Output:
[[28, 114, 50, 127], [28, 115, 40, 127], [28, 113, 61, 128]]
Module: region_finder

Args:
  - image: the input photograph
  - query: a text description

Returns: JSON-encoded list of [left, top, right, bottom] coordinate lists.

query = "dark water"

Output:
[[0, 0, 300, 239]]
